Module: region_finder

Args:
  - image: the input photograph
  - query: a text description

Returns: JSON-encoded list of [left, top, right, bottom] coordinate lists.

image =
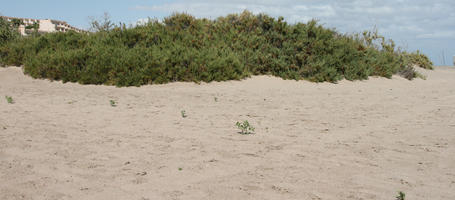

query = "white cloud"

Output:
[[417, 31, 455, 39], [135, 18, 151, 26]]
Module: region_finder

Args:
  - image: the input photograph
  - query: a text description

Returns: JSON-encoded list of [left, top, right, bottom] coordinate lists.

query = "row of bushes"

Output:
[[0, 11, 433, 86]]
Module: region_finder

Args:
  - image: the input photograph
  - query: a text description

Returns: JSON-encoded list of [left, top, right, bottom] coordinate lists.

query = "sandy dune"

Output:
[[1, 66, 454, 200]]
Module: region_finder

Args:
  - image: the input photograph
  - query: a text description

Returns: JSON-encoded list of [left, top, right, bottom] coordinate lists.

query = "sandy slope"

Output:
[[1, 66, 454, 200]]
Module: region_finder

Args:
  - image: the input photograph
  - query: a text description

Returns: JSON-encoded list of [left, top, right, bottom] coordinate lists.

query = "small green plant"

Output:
[[214, 97, 218, 102], [236, 120, 255, 134], [181, 110, 187, 118], [178, 167, 182, 171], [110, 100, 117, 107], [5, 96, 13, 104], [396, 191, 405, 200]]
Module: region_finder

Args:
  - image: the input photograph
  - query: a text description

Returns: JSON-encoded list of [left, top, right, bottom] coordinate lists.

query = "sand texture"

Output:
[[1, 66, 455, 200]]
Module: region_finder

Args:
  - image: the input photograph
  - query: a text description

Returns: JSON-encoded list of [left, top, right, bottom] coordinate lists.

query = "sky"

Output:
[[1, 0, 454, 66]]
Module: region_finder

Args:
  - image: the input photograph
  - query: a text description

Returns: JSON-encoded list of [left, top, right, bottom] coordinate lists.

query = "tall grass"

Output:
[[1, 11, 433, 86]]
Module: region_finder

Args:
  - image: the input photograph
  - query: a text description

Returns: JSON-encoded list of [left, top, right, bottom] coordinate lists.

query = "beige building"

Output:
[[1, 16, 85, 35]]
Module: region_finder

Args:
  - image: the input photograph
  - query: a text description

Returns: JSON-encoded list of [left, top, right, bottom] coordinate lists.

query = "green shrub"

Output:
[[0, 17, 21, 66], [403, 50, 433, 70], [109, 100, 117, 107], [236, 120, 255, 134], [0, 11, 433, 85], [0, 17, 19, 46], [5, 96, 14, 104], [396, 191, 405, 200]]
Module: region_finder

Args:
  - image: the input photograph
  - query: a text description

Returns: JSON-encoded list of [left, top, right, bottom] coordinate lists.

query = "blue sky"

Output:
[[1, 0, 454, 66]]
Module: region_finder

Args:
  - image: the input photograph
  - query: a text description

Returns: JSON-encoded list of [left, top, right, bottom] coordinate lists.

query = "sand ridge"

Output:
[[1, 66, 455, 199]]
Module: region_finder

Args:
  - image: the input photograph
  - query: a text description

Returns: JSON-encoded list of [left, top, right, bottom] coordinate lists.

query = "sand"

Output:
[[1, 66, 454, 200]]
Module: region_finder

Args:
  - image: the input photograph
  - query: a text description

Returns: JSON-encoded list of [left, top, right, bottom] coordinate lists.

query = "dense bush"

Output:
[[0, 11, 433, 86], [0, 17, 19, 46], [0, 17, 20, 66], [403, 50, 433, 70]]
